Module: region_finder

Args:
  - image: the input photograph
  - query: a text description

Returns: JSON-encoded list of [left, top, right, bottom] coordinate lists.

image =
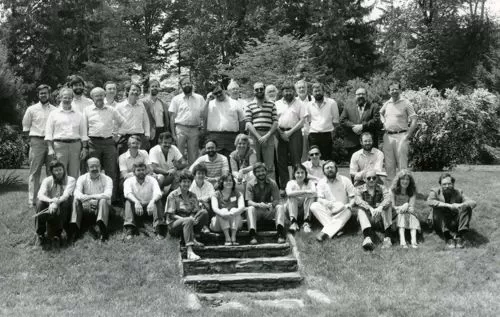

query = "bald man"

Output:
[[84, 87, 126, 201], [340, 87, 382, 158], [70, 158, 113, 242]]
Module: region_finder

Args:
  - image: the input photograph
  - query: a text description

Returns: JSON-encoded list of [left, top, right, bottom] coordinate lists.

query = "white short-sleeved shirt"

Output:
[[22, 102, 56, 137], [275, 98, 308, 129], [189, 180, 215, 202], [119, 149, 151, 174], [149, 144, 183, 171], [45, 108, 88, 141], [169, 92, 205, 126], [380, 98, 416, 132], [307, 97, 339, 133], [206, 98, 244, 132], [349, 148, 385, 181]]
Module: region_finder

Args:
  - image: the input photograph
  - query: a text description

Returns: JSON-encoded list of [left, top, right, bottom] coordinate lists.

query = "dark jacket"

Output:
[[340, 101, 381, 148]]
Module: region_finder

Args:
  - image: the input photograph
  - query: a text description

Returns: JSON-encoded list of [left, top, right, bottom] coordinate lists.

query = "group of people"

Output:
[[22, 75, 477, 260]]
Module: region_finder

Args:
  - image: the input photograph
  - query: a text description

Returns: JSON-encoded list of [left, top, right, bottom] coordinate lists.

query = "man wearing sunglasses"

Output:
[[302, 146, 325, 185], [245, 82, 278, 180], [204, 84, 245, 157], [354, 170, 394, 250]]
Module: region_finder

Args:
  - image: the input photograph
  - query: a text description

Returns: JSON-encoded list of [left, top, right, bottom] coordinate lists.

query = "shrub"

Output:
[[404, 87, 500, 170], [0, 124, 27, 169]]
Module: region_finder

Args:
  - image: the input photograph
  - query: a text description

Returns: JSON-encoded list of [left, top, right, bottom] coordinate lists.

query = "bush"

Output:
[[0, 124, 28, 169], [404, 87, 500, 170]]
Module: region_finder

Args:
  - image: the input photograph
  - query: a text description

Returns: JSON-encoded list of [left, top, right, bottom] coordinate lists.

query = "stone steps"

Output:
[[180, 242, 291, 259], [183, 272, 303, 293], [183, 256, 298, 275]]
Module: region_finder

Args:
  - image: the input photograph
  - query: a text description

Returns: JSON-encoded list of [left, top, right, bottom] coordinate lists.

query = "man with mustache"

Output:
[[306, 82, 340, 161], [275, 81, 307, 190], [310, 161, 356, 242], [115, 83, 151, 155], [169, 77, 206, 164], [70, 158, 113, 242], [69, 75, 94, 114], [245, 82, 278, 180], [349, 132, 385, 186], [22, 84, 57, 207], [142, 79, 170, 147], [340, 87, 382, 158], [35, 160, 76, 247], [427, 173, 477, 249], [45, 88, 89, 178], [189, 140, 229, 186]]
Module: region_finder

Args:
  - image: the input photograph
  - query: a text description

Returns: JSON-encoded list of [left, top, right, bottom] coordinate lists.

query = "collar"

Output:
[[92, 105, 109, 111], [58, 105, 74, 112], [38, 102, 53, 108], [125, 149, 142, 159], [361, 148, 376, 156]]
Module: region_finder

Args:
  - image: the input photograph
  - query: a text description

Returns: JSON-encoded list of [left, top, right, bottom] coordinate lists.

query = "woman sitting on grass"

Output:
[[390, 169, 421, 248], [210, 174, 246, 245], [285, 164, 317, 233]]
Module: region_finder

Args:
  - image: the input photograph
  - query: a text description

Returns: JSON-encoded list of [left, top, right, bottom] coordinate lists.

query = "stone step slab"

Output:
[[180, 242, 291, 259], [195, 231, 282, 245], [183, 272, 303, 293], [182, 256, 298, 275]]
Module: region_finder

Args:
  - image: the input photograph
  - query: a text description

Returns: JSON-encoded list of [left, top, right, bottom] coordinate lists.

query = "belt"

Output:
[[30, 136, 45, 139], [386, 130, 407, 135], [255, 127, 271, 132], [279, 127, 292, 131], [53, 139, 80, 143], [176, 124, 199, 128], [89, 136, 113, 140]]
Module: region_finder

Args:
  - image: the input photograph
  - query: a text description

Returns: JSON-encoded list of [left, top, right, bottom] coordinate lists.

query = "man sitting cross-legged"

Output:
[[354, 170, 394, 250], [166, 170, 209, 261], [246, 163, 286, 244], [310, 161, 356, 242], [35, 160, 76, 247], [427, 173, 477, 249], [70, 158, 113, 242], [123, 162, 167, 239]]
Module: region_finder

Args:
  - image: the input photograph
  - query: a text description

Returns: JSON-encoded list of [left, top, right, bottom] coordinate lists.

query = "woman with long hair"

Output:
[[229, 134, 257, 194], [286, 164, 317, 233]]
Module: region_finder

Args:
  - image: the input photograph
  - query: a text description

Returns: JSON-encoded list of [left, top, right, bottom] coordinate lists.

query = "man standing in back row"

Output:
[[380, 82, 417, 180]]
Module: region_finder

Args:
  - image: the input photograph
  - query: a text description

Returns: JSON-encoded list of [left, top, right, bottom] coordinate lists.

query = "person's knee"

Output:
[[310, 202, 321, 213]]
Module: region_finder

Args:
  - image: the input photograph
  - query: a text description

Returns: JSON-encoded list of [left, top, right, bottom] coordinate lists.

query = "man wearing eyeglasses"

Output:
[[245, 82, 278, 180], [203, 84, 245, 157], [354, 170, 394, 250], [302, 146, 325, 185]]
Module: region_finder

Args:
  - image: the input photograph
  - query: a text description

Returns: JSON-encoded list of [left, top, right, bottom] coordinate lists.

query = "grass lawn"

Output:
[[0, 168, 499, 316]]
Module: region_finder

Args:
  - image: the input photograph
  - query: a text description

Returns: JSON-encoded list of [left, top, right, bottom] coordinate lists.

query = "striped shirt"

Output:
[[74, 172, 113, 202], [245, 99, 277, 130], [189, 154, 229, 180]]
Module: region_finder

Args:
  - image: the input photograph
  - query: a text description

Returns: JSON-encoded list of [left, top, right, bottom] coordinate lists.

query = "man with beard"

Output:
[[340, 87, 381, 157], [149, 132, 187, 194], [275, 81, 308, 190], [427, 173, 477, 249], [310, 161, 356, 242], [45, 88, 88, 178], [123, 162, 166, 239], [23, 84, 57, 207], [115, 83, 151, 155], [69, 75, 94, 114], [246, 163, 286, 244], [245, 82, 278, 180], [84, 87, 126, 201], [169, 77, 205, 164], [306, 83, 340, 161], [349, 132, 385, 186], [204, 84, 245, 157], [189, 140, 229, 186], [354, 170, 394, 250], [104, 81, 118, 107], [142, 79, 170, 146], [380, 82, 417, 180], [70, 158, 113, 242], [35, 160, 76, 247]]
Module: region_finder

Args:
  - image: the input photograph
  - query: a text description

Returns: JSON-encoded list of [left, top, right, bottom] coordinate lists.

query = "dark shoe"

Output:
[[279, 190, 286, 198], [35, 234, 46, 247], [362, 237, 374, 251], [455, 237, 465, 249], [316, 232, 328, 242], [289, 222, 299, 233], [446, 239, 456, 249], [98, 222, 108, 242], [125, 227, 134, 240]]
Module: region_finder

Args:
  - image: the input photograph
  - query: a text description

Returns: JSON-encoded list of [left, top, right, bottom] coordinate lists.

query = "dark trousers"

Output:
[[432, 207, 472, 235], [277, 129, 303, 189], [308, 132, 333, 161], [117, 134, 149, 155], [35, 199, 72, 238], [206, 131, 239, 158], [124, 199, 165, 231], [151, 127, 166, 147], [168, 209, 209, 246], [89, 137, 118, 199]]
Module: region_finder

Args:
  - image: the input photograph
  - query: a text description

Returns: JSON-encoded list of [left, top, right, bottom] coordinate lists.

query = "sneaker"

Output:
[[277, 236, 286, 244], [411, 243, 418, 249], [446, 239, 456, 249], [400, 242, 408, 249], [316, 232, 328, 242], [362, 237, 374, 251], [302, 222, 312, 233], [381, 237, 392, 249], [249, 237, 258, 245], [224, 241, 232, 246], [455, 237, 465, 249], [289, 222, 299, 233], [125, 227, 134, 240], [187, 250, 201, 261]]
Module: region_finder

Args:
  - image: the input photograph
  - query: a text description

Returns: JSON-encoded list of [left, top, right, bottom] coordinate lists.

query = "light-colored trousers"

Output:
[[382, 132, 409, 180], [287, 196, 314, 222], [247, 205, 285, 231], [310, 202, 352, 238], [71, 198, 110, 229], [28, 137, 50, 206], [210, 214, 243, 231], [176, 125, 200, 165], [54, 141, 82, 179]]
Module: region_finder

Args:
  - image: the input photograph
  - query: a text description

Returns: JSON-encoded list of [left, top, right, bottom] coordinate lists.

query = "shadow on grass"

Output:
[[0, 183, 28, 194], [431, 229, 489, 247]]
